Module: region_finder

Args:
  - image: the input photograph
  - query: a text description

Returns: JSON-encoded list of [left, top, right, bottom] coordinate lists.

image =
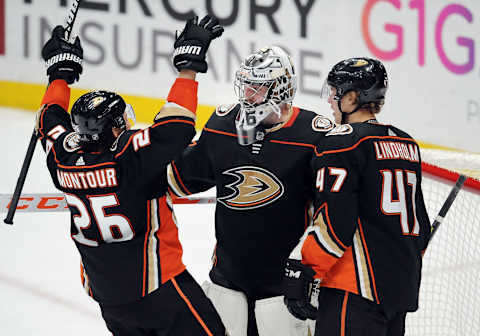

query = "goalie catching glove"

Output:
[[173, 15, 224, 73], [42, 25, 83, 84], [283, 259, 318, 321]]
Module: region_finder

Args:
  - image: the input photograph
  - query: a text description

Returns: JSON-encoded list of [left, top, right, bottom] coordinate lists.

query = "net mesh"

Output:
[[405, 149, 480, 336]]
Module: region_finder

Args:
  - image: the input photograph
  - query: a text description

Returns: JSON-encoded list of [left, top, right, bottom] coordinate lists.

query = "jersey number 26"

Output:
[[65, 193, 135, 246]]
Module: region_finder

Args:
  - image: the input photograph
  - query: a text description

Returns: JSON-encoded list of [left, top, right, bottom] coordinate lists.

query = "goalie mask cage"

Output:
[[405, 148, 480, 336]]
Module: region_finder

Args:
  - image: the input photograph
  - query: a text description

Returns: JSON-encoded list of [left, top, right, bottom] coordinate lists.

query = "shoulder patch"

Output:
[[215, 104, 236, 117], [63, 132, 81, 152], [311, 115, 334, 132], [325, 124, 353, 136]]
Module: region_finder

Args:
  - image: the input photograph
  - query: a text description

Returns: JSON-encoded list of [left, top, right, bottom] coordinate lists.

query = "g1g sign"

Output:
[[362, 0, 476, 75]]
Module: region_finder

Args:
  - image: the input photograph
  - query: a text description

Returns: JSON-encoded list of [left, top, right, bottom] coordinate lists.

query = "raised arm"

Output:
[[36, 25, 83, 152]]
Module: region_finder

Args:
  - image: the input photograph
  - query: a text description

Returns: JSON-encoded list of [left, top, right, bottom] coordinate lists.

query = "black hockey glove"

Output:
[[42, 25, 83, 84], [173, 15, 224, 73], [283, 259, 318, 321]]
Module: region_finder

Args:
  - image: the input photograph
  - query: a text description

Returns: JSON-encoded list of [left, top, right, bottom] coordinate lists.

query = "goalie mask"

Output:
[[234, 46, 297, 145], [71, 91, 136, 149], [320, 57, 388, 123]]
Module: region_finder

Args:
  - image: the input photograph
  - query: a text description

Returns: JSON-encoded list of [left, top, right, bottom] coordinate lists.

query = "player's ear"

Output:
[[344, 90, 358, 107]]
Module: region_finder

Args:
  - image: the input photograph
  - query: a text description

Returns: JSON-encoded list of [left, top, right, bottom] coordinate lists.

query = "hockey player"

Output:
[[283, 57, 431, 336], [167, 46, 334, 336], [37, 16, 226, 335]]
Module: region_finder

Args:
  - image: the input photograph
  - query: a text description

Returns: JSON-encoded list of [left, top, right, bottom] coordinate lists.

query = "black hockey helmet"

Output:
[[71, 91, 134, 148], [321, 57, 388, 121]]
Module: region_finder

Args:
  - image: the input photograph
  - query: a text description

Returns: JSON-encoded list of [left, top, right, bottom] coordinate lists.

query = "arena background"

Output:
[[0, 1, 479, 335], [1, 0, 479, 151]]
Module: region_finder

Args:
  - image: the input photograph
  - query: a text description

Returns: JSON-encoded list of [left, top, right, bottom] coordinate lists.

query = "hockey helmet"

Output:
[[234, 46, 297, 145], [320, 57, 388, 121], [71, 91, 135, 148]]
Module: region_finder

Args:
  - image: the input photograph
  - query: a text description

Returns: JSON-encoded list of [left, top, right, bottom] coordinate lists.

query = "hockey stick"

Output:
[[0, 193, 216, 213], [3, 0, 82, 225], [426, 174, 467, 246]]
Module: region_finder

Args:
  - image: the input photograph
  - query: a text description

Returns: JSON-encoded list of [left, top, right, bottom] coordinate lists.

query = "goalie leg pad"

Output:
[[202, 281, 248, 336], [255, 295, 311, 336]]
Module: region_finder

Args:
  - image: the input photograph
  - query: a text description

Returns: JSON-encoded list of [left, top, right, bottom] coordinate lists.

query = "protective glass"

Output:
[[125, 104, 136, 127], [319, 79, 339, 101]]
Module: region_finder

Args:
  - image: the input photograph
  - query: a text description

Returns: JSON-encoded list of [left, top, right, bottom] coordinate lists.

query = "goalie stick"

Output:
[[3, 0, 82, 225]]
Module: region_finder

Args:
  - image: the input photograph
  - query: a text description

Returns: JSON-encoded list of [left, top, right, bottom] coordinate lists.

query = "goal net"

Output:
[[405, 148, 480, 336]]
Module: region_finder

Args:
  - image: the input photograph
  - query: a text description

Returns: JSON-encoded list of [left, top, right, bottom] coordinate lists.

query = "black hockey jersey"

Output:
[[300, 121, 431, 314], [168, 104, 334, 292], [37, 79, 197, 305]]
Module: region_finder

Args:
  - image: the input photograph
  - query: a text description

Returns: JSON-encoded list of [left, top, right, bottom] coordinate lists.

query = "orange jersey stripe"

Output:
[[316, 135, 418, 157], [51, 145, 60, 164], [171, 278, 214, 336], [80, 262, 85, 285], [283, 106, 301, 128], [341, 291, 349, 336], [157, 196, 185, 284], [57, 162, 116, 169], [203, 127, 238, 138], [114, 132, 135, 158], [151, 119, 195, 129], [269, 139, 316, 149], [171, 161, 192, 195], [114, 119, 194, 159]]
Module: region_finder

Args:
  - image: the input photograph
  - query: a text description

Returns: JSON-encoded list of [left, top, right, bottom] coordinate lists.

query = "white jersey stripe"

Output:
[[147, 198, 160, 294], [353, 230, 374, 301]]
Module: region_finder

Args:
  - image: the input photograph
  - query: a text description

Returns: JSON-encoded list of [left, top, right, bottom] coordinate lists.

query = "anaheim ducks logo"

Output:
[[312, 115, 334, 132], [218, 166, 284, 210], [88, 96, 106, 109], [352, 59, 368, 67], [63, 132, 81, 152]]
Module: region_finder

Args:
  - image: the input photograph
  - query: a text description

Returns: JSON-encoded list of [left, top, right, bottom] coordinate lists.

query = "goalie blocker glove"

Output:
[[283, 258, 318, 321], [173, 15, 224, 73], [42, 25, 83, 84]]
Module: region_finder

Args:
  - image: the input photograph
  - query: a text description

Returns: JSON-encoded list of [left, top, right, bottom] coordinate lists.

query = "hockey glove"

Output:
[[42, 25, 83, 84], [173, 15, 224, 73], [283, 259, 318, 321]]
